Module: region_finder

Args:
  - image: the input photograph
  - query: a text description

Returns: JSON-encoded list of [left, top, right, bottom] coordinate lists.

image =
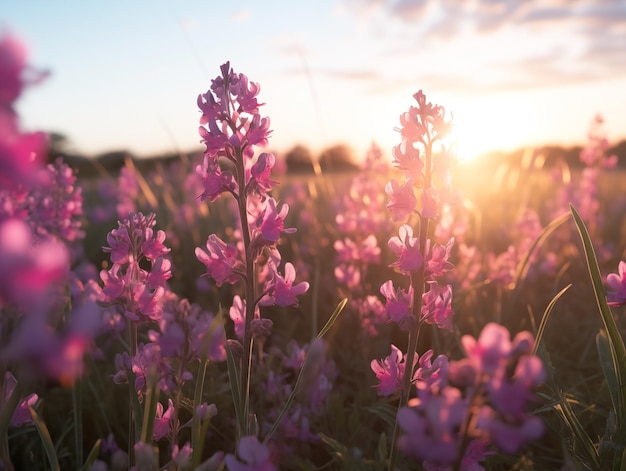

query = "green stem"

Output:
[[233, 143, 256, 439], [0, 376, 27, 471], [72, 378, 83, 469], [388, 131, 434, 471], [191, 359, 208, 470]]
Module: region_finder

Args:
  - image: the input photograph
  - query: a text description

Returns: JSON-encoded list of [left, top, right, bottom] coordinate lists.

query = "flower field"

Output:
[[2, 32, 626, 471]]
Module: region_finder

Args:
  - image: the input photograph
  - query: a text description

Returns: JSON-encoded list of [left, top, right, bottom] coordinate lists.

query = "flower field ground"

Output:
[[20, 149, 621, 470], [3, 40, 626, 470]]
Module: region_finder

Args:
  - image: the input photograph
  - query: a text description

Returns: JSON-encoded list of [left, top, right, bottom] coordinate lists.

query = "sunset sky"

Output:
[[3, 0, 626, 162]]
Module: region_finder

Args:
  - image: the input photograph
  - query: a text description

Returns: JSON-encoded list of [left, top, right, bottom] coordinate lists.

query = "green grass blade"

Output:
[[262, 299, 347, 444], [29, 406, 61, 471], [225, 340, 244, 436], [512, 212, 570, 291], [571, 204, 626, 434], [316, 298, 348, 340], [598, 330, 622, 429], [191, 359, 209, 470], [72, 378, 83, 468], [532, 284, 572, 356], [554, 392, 600, 470], [80, 439, 101, 471], [140, 370, 160, 444]]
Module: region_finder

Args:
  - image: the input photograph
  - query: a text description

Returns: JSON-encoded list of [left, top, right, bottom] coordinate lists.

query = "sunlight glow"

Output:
[[450, 94, 537, 162]]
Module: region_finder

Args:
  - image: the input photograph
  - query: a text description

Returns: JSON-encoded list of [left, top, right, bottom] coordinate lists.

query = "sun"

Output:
[[449, 94, 537, 163]]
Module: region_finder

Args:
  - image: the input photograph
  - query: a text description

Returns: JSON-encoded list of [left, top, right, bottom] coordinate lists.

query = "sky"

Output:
[[3, 0, 626, 162]]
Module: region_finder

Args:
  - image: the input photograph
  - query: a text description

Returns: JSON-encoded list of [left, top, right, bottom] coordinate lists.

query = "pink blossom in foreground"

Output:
[[371, 344, 416, 396], [259, 262, 309, 307], [607, 261, 626, 306], [153, 398, 175, 441], [225, 436, 277, 471], [392, 139, 424, 180], [195, 234, 244, 286], [421, 281, 454, 331], [380, 280, 413, 330], [229, 295, 246, 338], [397, 386, 467, 464], [0, 217, 69, 309], [388, 224, 423, 274], [424, 238, 455, 279], [100, 212, 171, 322], [256, 198, 296, 243], [0, 33, 47, 189], [248, 152, 277, 197], [385, 178, 417, 222]]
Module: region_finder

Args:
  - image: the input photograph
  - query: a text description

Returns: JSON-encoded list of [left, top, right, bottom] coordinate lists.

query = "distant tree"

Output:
[[284, 144, 315, 173], [318, 144, 358, 173], [47, 131, 70, 160], [96, 150, 133, 174]]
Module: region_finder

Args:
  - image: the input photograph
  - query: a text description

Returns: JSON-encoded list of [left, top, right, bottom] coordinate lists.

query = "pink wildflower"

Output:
[[153, 399, 175, 441], [392, 139, 424, 179], [421, 281, 454, 331], [397, 387, 467, 465], [257, 198, 296, 243], [424, 237, 455, 279], [229, 295, 246, 338], [259, 262, 309, 307], [248, 152, 277, 197], [607, 260, 626, 306], [224, 436, 277, 471], [385, 179, 417, 222], [388, 224, 423, 274], [380, 280, 413, 330], [371, 344, 415, 396], [195, 234, 243, 286], [0, 218, 69, 309]]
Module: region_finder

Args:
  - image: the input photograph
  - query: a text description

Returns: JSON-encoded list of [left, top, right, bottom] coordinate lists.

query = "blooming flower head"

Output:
[[397, 386, 467, 465], [195, 234, 244, 286], [385, 179, 417, 222], [607, 260, 626, 306], [388, 224, 423, 274], [153, 398, 175, 441], [224, 436, 277, 471], [371, 344, 417, 396], [256, 198, 296, 243], [380, 280, 413, 330], [259, 261, 309, 307], [421, 281, 454, 331]]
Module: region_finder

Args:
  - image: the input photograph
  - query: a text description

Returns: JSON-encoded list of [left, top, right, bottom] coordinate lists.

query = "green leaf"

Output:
[[571, 204, 626, 438], [80, 439, 102, 471], [319, 432, 353, 466], [598, 330, 622, 432], [532, 284, 572, 356], [512, 212, 570, 292], [553, 391, 600, 470], [140, 370, 160, 444], [263, 299, 348, 444], [225, 339, 244, 435], [317, 298, 348, 340], [29, 406, 61, 471]]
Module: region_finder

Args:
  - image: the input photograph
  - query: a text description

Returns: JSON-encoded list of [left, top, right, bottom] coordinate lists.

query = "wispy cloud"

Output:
[[337, 0, 626, 91], [231, 8, 252, 24]]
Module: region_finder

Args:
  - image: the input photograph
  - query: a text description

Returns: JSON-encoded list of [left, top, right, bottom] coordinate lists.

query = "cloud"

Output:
[[231, 8, 252, 24], [284, 66, 380, 82], [339, 0, 626, 90]]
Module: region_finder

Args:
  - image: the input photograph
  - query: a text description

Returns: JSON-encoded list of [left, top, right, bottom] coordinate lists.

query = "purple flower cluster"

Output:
[[332, 145, 389, 335], [398, 323, 545, 467], [100, 212, 171, 322], [194, 62, 310, 465]]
